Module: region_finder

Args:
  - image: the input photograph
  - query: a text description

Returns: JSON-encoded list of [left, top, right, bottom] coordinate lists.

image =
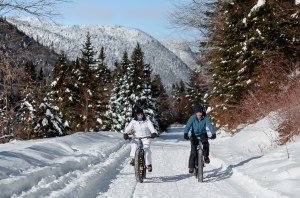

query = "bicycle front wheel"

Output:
[[134, 148, 145, 183], [197, 149, 204, 182]]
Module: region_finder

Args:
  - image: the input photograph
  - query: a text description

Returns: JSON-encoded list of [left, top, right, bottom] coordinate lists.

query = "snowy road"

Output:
[[99, 127, 279, 198], [1, 124, 291, 198]]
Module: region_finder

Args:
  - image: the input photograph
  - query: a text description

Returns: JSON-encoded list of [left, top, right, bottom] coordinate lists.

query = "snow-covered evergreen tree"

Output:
[[131, 43, 158, 129], [185, 69, 208, 109], [107, 43, 159, 132], [50, 51, 73, 131], [207, 0, 300, 127], [151, 74, 172, 132], [15, 63, 37, 139], [34, 96, 66, 138], [94, 47, 112, 130], [106, 51, 132, 132], [119, 64, 136, 130], [78, 32, 98, 131]]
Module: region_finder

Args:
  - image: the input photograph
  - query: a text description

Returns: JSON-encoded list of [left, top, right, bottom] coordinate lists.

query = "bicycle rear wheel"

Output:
[[134, 148, 145, 183], [197, 149, 204, 182]]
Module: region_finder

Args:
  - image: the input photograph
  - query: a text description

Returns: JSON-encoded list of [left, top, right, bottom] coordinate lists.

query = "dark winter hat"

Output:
[[194, 104, 204, 113], [135, 107, 144, 115]]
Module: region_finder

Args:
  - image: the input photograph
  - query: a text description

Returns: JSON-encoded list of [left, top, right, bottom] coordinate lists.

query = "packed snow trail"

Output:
[[0, 126, 288, 197], [99, 126, 284, 198]]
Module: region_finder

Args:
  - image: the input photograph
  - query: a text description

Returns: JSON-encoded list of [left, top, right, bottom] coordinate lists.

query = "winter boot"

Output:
[[130, 158, 135, 166], [204, 156, 210, 164], [189, 168, 194, 174], [147, 164, 152, 172]]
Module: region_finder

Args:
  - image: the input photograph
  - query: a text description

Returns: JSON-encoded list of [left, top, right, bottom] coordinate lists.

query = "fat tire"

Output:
[[134, 148, 145, 183], [143, 151, 146, 179], [197, 149, 204, 182]]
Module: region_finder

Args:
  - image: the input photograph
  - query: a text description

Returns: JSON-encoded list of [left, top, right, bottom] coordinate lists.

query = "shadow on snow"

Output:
[[143, 173, 191, 183], [204, 156, 263, 182]]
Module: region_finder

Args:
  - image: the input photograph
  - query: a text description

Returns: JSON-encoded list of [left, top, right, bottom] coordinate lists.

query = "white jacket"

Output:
[[124, 118, 157, 137]]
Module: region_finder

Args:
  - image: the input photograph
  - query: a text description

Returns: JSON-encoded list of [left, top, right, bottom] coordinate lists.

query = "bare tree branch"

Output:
[[168, 0, 215, 40], [0, 0, 71, 20]]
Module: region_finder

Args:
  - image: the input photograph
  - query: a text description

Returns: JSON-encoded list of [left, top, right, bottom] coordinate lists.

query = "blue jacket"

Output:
[[184, 114, 215, 136]]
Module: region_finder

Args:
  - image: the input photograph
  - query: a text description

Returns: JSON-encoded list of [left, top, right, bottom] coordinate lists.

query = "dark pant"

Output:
[[188, 133, 209, 168]]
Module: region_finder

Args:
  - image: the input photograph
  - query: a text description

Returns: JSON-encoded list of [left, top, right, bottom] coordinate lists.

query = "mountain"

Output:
[[7, 16, 193, 90], [160, 40, 200, 71], [0, 18, 59, 78]]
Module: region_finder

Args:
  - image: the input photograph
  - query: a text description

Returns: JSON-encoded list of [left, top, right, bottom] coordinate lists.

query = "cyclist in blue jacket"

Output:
[[184, 104, 216, 174]]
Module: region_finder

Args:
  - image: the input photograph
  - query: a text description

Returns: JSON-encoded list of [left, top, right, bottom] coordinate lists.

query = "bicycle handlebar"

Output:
[[135, 136, 151, 140], [189, 136, 213, 140], [127, 135, 153, 140]]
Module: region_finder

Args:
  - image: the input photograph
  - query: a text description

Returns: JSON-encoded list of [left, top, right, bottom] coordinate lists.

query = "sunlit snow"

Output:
[[0, 114, 299, 197]]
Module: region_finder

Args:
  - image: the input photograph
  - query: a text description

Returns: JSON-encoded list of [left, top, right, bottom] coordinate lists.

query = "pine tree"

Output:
[[186, 69, 208, 111], [94, 47, 112, 130], [78, 32, 98, 132], [118, 54, 136, 130], [207, 1, 300, 127], [151, 75, 172, 132], [171, 81, 189, 123], [131, 43, 144, 95], [131, 43, 158, 129], [96, 47, 112, 85], [171, 83, 182, 123], [34, 96, 66, 138], [15, 63, 37, 139], [50, 51, 74, 131], [106, 51, 132, 132], [138, 61, 158, 130], [68, 58, 85, 132]]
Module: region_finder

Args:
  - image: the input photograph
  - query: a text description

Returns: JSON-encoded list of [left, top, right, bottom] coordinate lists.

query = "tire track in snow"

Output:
[[9, 142, 130, 198], [97, 158, 139, 198]]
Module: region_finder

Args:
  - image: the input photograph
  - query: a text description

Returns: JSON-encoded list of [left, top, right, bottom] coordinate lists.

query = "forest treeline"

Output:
[[0, 26, 206, 142], [171, 0, 300, 143], [1, 1, 300, 144]]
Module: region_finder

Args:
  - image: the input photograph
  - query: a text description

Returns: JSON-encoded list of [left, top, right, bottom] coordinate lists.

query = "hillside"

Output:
[[160, 40, 200, 71], [7, 16, 195, 89], [0, 18, 59, 77]]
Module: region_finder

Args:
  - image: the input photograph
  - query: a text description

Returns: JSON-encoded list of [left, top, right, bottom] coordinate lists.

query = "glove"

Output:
[[123, 133, 129, 140], [184, 133, 189, 140], [151, 133, 157, 138], [211, 134, 216, 139]]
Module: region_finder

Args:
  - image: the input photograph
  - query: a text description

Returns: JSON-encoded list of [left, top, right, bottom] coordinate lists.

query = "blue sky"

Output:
[[57, 0, 190, 40]]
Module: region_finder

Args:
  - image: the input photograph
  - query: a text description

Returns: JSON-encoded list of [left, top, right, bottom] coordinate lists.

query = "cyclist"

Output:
[[123, 107, 158, 172], [184, 104, 216, 174]]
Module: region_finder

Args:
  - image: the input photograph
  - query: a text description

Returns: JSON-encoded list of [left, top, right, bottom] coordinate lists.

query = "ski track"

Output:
[[2, 126, 287, 198]]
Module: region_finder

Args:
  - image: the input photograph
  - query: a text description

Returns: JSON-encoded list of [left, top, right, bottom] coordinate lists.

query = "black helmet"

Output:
[[135, 107, 144, 115]]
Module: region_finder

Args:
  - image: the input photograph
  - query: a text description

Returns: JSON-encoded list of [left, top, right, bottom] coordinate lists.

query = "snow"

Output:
[[0, 115, 299, 198], [248, 0, 266, 17], [6, 16, 194, 90]]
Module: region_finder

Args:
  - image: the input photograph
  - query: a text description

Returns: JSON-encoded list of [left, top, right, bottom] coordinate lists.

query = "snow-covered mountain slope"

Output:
[[7, 16, 192, 89], [160, 40, 200, 71]]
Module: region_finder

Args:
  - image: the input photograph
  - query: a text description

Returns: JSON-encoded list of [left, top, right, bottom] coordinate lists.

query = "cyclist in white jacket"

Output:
[[123, 107, 157, 172]]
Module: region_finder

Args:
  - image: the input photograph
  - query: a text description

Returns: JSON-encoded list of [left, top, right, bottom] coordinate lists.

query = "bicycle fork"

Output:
[[196, 140, 205, 167]]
